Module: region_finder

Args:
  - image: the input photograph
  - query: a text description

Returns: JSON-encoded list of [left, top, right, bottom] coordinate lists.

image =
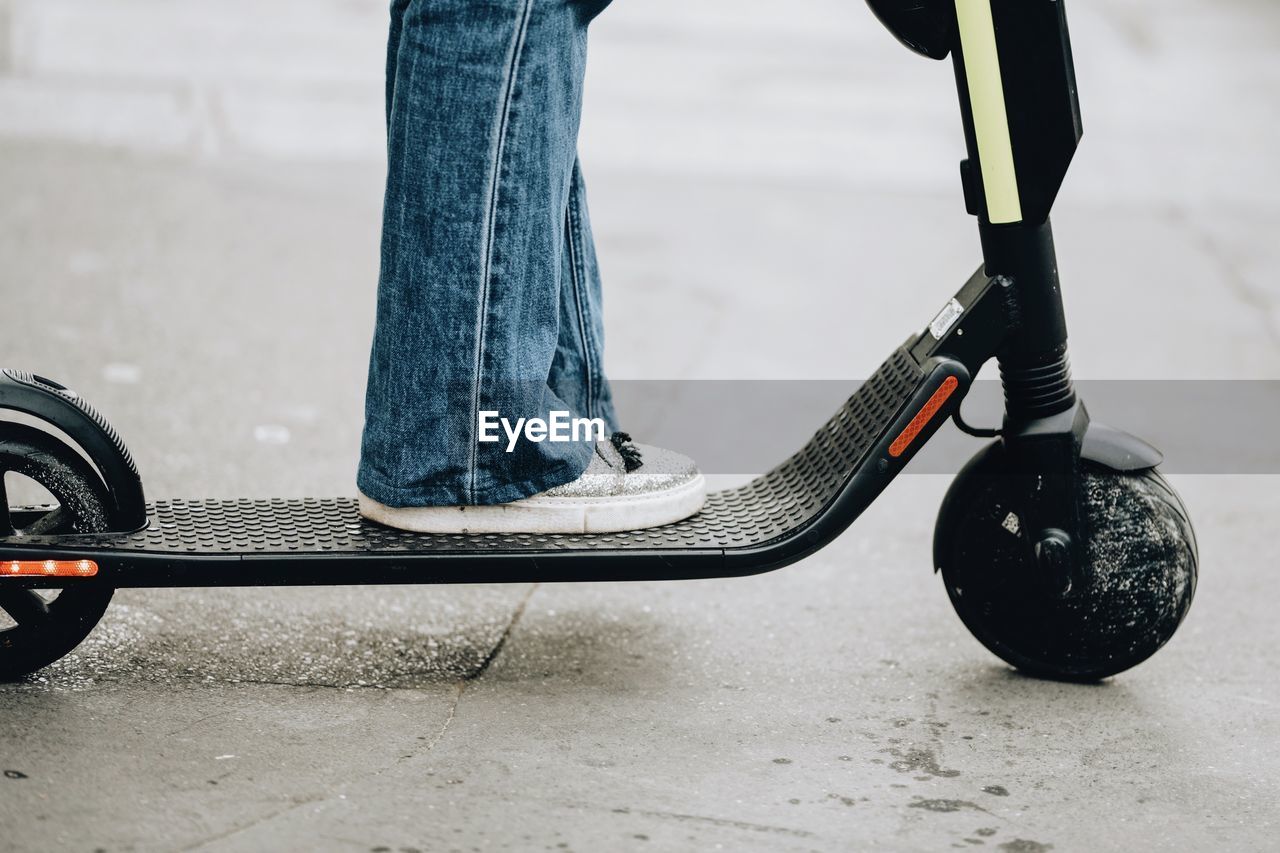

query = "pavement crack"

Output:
[[388, 585, 536, 768], [466, 582, 538, 681], [430, 682, 463, 749], [394, 680, 464, 766], [219, 678, 361, 690], [606, 806, 815, 838], [176, 794, 324, 851], [165, 708, 233, 737]]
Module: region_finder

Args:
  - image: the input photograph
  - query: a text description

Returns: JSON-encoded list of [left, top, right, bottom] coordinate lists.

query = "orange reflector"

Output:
[[3, 559, 98, 578], [889, 376, 961, 458]]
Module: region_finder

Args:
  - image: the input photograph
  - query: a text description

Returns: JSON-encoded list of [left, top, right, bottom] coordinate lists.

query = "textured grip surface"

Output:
[[24, 351, 923, 556]]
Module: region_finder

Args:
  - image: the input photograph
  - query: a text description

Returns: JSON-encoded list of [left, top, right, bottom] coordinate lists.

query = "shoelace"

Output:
[[609, 432, 644, 473]]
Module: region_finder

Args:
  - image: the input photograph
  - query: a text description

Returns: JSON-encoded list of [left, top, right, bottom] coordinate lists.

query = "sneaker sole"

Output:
[[358, 474, 707, 535]]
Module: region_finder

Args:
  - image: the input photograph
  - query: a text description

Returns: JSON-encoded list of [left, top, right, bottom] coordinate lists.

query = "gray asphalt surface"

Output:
[[2, 0, 1279, 850]]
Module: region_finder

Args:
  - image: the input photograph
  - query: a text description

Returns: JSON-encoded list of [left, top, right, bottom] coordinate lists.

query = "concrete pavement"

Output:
[[1, 0, 1279, 850]]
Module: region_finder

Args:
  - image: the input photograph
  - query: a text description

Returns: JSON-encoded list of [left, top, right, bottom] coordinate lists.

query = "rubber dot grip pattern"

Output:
[[41, 350, 922, 556]]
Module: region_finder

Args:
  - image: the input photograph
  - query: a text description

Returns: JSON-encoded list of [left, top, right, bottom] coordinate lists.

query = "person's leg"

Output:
[[548, 157, 618, 431], [361, 0, 704, 534], [360, 0, 607, 507]]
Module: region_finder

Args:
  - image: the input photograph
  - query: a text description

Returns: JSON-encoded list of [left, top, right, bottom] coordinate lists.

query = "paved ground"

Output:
[[1, 0, 1279, 850]]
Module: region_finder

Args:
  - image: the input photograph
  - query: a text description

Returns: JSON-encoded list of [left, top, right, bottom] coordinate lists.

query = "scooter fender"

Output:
[[1080, 419, 1163, 472], [0, 369, 147, 532]]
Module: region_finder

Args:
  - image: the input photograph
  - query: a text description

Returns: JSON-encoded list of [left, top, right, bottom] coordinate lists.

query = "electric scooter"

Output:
[[0, 0, 1198, 682]]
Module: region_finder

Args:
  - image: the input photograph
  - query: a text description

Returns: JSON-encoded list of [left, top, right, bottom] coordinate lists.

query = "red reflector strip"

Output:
[[3, 559, 98, 578], [889, 376, 961, 458]]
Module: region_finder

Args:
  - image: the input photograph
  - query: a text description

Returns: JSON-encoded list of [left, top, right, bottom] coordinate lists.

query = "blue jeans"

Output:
[[358, 0, 618, 507]]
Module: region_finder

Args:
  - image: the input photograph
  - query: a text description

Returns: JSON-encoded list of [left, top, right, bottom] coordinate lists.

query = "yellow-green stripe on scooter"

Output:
[[955, 0, 1022, 224]]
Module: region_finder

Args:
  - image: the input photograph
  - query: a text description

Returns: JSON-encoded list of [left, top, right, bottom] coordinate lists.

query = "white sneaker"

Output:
[[358, 433, 705, 534]]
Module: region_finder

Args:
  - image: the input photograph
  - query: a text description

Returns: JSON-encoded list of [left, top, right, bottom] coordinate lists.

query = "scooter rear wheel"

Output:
[[934, 442, 1197, 681], [0, 423, 115, 681]]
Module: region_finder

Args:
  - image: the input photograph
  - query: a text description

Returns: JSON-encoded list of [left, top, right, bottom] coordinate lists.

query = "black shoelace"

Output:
[[610, 432, 644, 473]]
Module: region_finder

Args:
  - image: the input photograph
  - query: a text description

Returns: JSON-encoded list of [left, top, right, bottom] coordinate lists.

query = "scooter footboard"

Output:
[[720, 346, 970, 570], [0, 346, 967, 585]]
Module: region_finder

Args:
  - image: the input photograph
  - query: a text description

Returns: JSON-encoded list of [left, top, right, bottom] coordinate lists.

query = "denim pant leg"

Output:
[[548, 157, 618, 430], [359, 0, 611, 507]]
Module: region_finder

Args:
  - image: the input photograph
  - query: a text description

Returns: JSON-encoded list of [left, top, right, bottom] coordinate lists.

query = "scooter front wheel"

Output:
[[0, 423, 116, 681], [934, 442, 1197, 681]]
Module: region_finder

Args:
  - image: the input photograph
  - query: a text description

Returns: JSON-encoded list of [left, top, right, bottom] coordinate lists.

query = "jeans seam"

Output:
[[468, 0, 535, 504], [565, 176, 597, 422], [385, 0, 410, 133], [386, 6, 417, 271]]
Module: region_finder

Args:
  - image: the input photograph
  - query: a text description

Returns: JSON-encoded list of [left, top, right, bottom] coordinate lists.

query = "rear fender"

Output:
[[0, 370, 147, 532]]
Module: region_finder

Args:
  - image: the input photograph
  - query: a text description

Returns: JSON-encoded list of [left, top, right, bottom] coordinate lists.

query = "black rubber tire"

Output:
[[0, 423, 116, 681], [934, 441, 1197, 682]]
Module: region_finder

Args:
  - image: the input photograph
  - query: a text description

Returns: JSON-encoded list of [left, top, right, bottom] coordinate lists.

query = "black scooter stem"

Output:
[[0, 346, 969, 589]]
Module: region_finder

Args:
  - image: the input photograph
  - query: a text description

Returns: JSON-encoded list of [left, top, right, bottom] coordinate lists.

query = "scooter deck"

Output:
[[0, 347, 965, 587]]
